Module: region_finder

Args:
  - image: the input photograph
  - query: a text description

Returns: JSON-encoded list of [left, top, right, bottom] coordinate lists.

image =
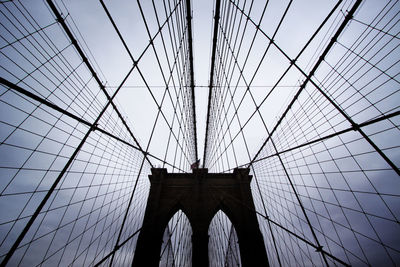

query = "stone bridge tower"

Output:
[[132, 168, 269, 266]]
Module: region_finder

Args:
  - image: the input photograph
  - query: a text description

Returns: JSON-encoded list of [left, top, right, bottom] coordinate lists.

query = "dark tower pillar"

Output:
[[131, 168, 167, 266], [132, 168, 269, 267], [191, 227, 209, 267]]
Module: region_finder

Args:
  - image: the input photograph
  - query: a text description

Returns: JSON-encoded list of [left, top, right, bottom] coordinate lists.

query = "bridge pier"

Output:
[[132, 168, 269, 267]]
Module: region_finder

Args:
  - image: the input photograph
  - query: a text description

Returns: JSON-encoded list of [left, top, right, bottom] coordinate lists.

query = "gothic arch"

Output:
[[160, 209, 192, 267], [208, 210, 242, 267], [132, 168, 269, 267], [208, 202, 238, 233], [163, 203, 193, 233]]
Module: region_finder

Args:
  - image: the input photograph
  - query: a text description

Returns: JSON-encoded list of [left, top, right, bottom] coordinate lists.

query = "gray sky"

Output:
[[0, 0, 399, 266]]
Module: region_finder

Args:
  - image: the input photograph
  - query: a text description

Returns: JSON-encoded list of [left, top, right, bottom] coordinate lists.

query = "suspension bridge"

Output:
[[0, 0, 399, 266]]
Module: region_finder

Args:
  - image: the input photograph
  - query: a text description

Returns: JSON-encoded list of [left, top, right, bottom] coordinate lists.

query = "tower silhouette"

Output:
[[0, 0, 399, 266], [133, 168, 268, 266]]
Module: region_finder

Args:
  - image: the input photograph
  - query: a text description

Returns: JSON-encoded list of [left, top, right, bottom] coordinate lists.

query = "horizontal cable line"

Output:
[[35, 184, 144, 266], [204, 0, 346, 170], [0, 6, 106, 121], [99, 0, 197, 171], [0, 77, 185, 172], [224, 109, 400, 172], [0, 181, 137, 251], [104, 85, 297, 88], [0, 20, 59, 50], [352, 17, 400, 40], [249, 0, 363, 165], [263, 180, 399, 224], [0, 179, 139, 197], [255, 186, 368, 265], [1, 0, 399, 265], [255, 176, 400, 254], [0, 174, 144, 230], [46, 0, 154, 168], [211, 185, 350, 266]]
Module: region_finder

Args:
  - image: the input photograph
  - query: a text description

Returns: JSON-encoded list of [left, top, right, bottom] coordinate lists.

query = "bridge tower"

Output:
[[133, 168, 269, 266]]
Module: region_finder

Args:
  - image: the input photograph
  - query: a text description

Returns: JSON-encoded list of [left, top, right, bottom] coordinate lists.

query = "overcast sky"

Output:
[[0, 0, 399, 266]]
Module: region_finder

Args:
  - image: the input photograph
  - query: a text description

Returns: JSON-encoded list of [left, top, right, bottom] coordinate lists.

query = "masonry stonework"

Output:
[[132, 168, 269, 266]]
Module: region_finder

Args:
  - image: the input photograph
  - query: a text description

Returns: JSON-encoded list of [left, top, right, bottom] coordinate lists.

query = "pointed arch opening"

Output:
[[208, 210, 241, 267], [160, 209, 192, 267]]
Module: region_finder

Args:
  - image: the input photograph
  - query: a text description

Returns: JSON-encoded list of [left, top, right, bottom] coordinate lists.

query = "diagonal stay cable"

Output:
[[99, 0, 194, 169], [231, 0, 399, 177], [207, 0, 270, 171], [0, 0, 192, 262], [155, 1, 196, 170], [0, 77, 185, 172], [100, 0, 199, 166], [59, 0, 196, 171], [136, 0, 195, 166], [203, 0, 222, 167], [209, 1, 363, 265], [46, 0, 154, 168], [0, 44, 136, 267], [209, 185, 351, 267], [243, 110, 400, 169], [207, 0, 294, 170], [97, 1, 194, 263], [185, 0, 199, 161], [209, 0, 344, 168], [248, 0, 362, 165]]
